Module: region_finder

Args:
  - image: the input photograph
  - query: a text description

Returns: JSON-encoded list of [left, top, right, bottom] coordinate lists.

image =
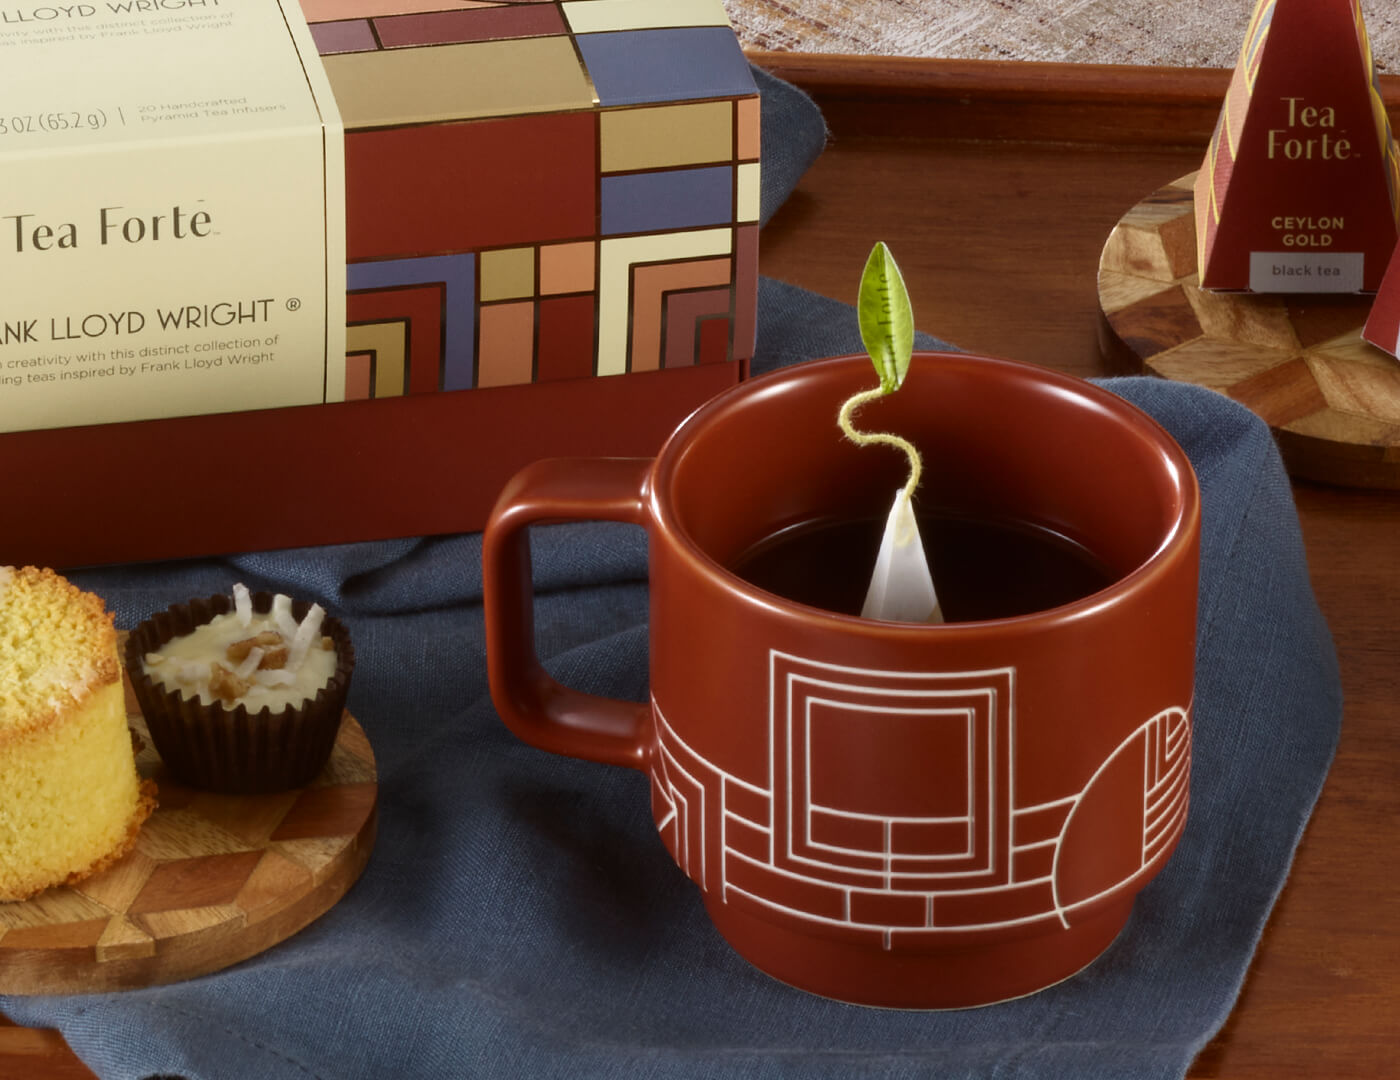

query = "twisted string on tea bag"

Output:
[[840, 243, 943, 624]]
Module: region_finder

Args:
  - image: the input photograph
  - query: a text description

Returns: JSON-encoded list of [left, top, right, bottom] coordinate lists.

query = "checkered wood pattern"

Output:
[[1098, 172, 1400, 490], [0, 642, 377, 995]]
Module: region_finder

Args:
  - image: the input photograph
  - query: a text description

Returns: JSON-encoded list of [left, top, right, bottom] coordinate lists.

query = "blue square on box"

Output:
[[577, 27, 758, 106]]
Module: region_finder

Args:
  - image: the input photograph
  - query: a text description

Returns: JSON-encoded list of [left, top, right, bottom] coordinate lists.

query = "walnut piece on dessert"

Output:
[[227, 630, 286, 667], [208, 663, 252, 704]]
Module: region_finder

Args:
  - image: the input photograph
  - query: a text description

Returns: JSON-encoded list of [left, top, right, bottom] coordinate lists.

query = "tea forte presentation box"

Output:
[[0, 0, 759, 568]]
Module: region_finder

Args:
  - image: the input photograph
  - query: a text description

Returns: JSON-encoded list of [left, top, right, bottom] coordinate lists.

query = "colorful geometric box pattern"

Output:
[[303, 0, 760, 399], [1194, 0, 1399, 293]]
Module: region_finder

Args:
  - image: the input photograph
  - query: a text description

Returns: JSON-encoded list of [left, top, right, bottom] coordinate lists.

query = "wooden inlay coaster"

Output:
[[0, 644, 378, 994], [1097, 172, 1400, 489]]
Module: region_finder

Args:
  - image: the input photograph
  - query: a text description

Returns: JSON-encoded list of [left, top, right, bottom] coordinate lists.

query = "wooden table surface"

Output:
[[6, 54, 1398, 1079]]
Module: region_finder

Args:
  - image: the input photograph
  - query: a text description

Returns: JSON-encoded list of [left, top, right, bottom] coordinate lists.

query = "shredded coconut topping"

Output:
[[287, 603, 324, 671], [233, 582, 253, 627], [233, 647, 264, 681]]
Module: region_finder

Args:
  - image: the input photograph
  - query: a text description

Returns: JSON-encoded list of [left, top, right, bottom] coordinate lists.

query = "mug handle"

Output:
[[482, 457, 652, 771]]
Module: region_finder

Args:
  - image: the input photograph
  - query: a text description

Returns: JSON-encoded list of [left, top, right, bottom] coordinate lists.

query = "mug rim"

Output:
[[646, 351, 1201, 635]]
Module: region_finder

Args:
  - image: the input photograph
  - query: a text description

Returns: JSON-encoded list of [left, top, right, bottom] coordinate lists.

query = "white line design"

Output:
[[648, 649, 1192, 948]]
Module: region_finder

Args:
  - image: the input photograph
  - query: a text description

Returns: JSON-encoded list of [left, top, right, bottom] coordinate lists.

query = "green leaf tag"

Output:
[[857, 241, 914, 395]]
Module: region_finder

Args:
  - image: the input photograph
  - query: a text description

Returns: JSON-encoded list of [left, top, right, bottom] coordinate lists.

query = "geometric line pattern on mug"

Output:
[[1050, 705, 1191, 927], [648, 650, 1192, 950], [771, 654, 1014, 892]]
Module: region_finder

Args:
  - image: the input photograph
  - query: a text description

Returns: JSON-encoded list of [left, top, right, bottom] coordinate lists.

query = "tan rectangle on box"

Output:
[[321, 38, 597, 129], [600, 102, 734, 172]]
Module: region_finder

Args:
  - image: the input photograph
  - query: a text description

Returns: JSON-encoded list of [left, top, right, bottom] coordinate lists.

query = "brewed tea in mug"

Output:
[[731, 509, 1115, 621]]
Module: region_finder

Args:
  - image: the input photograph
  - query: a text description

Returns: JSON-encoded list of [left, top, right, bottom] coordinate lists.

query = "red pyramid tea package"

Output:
[[1363, 246, 1400, 356], [1195, 0, 1400, 292]]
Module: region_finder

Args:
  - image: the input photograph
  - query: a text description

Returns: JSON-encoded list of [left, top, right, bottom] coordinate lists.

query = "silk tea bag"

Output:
[[861, 488, 943, 624]]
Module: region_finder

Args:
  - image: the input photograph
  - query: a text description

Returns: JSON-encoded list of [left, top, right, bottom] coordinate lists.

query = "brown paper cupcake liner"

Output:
[[124, 591, 355, 795]]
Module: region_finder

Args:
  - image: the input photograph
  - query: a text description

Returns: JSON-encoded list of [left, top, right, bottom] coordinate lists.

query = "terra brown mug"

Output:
[[483, 351, 1200, 1008]]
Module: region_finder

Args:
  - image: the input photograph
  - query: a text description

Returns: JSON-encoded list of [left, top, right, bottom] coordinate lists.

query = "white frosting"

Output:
[[143, 597, 336, 711]]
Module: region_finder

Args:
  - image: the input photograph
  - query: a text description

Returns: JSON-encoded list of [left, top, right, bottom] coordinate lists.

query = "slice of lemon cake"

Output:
[[0, 567, 155, 902]]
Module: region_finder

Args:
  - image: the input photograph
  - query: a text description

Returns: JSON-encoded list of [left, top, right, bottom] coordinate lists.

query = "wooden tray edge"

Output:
[[746, 53, 1400, 145]]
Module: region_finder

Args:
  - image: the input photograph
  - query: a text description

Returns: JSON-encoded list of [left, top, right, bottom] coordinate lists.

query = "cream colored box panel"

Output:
[[0, 0, 344, 434]]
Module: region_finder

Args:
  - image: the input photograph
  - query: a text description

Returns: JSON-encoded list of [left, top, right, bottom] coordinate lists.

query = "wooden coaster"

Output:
[[0, 648, 377, 995], [1097, 172, 1400, 489]]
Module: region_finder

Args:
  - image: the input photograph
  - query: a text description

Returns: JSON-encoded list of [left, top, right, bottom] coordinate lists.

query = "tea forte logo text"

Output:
[[5, 203, 213, 252]]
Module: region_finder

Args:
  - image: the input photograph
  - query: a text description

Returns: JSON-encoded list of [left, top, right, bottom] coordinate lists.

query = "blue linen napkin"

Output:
[[0, 70, 1340, 1080]]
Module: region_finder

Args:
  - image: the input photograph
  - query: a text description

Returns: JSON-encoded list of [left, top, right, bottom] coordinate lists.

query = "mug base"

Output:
[[703, 892, 1135, 1009]]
